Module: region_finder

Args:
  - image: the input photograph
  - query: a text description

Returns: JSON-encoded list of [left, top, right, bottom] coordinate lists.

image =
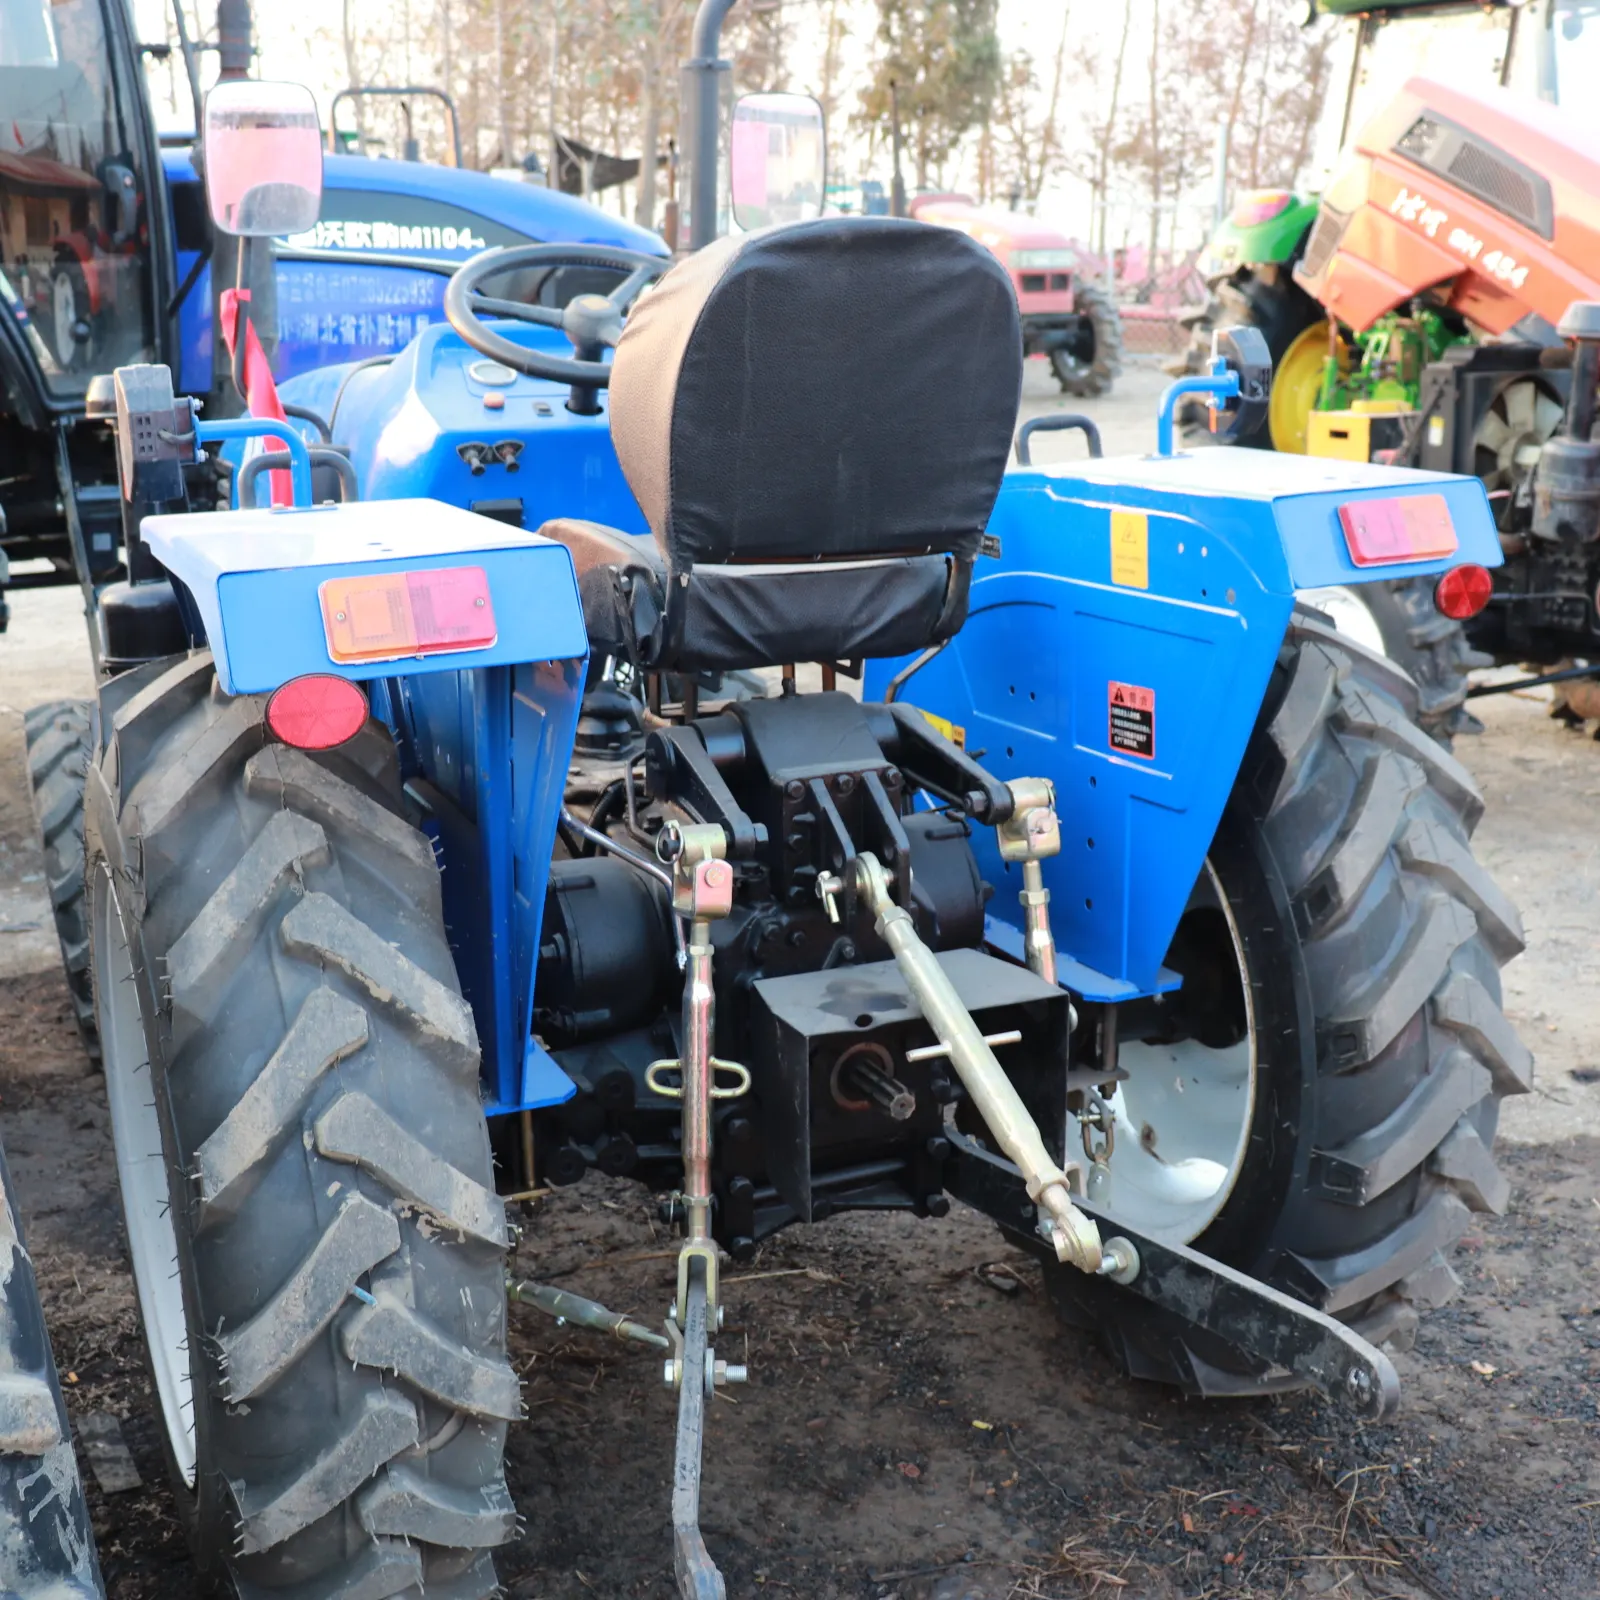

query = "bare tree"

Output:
[[992, 4, 1070, 208]]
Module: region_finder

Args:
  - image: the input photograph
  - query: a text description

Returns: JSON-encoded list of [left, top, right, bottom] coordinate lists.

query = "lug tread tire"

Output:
[[86, 658, 515, 1597], [1044, 612, 1524, 1390], [1326, 576, 1492, 747], [0, 1139, 104, 1597], [23, 700, 98, 1061], [1050, 282, 1124, 398]]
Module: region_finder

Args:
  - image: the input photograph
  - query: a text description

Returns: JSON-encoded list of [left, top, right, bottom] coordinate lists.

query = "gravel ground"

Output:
[[1, 356, 1597, 1598]]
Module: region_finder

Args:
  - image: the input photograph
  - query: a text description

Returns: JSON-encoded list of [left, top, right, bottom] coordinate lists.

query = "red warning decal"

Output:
[[1108, 681, 1155, 760]]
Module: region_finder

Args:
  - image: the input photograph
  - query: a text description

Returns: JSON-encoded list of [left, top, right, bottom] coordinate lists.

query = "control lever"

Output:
[[649, 821, 748, 1600]]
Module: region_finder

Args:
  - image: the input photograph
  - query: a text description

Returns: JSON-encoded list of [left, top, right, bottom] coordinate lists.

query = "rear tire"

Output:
[[24, 700, 97, 1063], [0, 1136, 102, 1597], [1050, 282, 1123, 398], [85, 655, 517, 1599], [1300, 580, 1490, 746], [1046, 612, 1527, 1394]]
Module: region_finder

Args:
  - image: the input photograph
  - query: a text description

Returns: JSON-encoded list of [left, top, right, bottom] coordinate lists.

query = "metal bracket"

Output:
[[949, 1134, 1401, 1421], [852, 851, 1101, 1273], [996, 779, 1061, 987]]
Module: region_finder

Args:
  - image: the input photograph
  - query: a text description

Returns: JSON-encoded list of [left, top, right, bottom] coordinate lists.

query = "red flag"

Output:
[[219, 288, 293, 507]]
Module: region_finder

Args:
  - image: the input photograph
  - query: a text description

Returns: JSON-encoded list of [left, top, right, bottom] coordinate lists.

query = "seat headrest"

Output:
[[609, 217, 1022, 570]]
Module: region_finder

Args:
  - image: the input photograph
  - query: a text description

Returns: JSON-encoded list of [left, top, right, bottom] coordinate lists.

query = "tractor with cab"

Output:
[[6, 4, 1530, 1596], [1183, 0, 1600, 737]]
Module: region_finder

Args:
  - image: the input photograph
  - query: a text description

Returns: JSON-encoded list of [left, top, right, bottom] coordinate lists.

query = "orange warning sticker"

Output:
[[1108, 681, 1155, 760]]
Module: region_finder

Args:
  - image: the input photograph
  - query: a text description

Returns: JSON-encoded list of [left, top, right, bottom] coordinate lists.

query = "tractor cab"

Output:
[[0, 0, 170, 392], [0, 0, 173, 602]]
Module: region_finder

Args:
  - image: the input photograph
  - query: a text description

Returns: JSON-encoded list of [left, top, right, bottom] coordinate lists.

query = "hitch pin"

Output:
[[816, 870, 844, 924], [906, 1029, 1021, 1063], [508, 1279, 669, 1350]]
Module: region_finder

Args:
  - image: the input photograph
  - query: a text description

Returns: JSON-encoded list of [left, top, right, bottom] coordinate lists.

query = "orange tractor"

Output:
[[909, 193, 1124, 396], [1295, 73, 1600, 718]]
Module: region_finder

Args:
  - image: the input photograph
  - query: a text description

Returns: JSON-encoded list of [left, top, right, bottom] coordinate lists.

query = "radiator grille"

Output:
[[1393, 111, 1554, 239]]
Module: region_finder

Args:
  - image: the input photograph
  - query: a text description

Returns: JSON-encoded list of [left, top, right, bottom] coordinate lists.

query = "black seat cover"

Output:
[[548, 216, 1022, 672]]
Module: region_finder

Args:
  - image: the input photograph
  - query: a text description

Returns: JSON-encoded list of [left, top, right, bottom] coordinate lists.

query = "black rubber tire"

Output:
[[1045, 612, 1528, 1395], [84, 654, 517, 1599], [1177, 269, 1323, 451], [1050, 281, 1124, 398], [0, 1136, 103, 1597], [24, 700, 98, 1063], [1330, 577, 1492, 747]]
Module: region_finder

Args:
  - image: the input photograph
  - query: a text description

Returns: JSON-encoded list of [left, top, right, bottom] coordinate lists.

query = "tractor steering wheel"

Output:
[[443, 242, 669, 414]]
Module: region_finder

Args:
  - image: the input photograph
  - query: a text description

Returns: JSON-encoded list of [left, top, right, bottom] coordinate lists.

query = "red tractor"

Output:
[[910, 192, 1124, 396]]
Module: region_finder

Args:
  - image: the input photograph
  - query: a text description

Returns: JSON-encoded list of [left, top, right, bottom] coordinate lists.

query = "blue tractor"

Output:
[[4, 0, 665, 1069], [22, 8, 1529, 1599]]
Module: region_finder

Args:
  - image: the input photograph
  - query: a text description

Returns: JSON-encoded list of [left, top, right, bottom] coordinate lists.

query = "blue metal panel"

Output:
[[865, 449, 1502, 999], [287, 322, 648, 534], [395, 659, 584, 1115], [1018, 447, 1502, 589], [142, 498, 587, 696]]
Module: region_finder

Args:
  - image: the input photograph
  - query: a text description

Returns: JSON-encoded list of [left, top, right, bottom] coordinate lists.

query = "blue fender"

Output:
[[865, 448, 1501, 1000]]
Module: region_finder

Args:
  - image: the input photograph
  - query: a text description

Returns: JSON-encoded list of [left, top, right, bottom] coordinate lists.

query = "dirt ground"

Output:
[[3, 359, 1599, 1599]]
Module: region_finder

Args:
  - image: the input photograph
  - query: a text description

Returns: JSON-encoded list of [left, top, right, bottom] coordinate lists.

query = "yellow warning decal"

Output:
[[917, 707, 967, 749], [1110, 509, 1149, 589]]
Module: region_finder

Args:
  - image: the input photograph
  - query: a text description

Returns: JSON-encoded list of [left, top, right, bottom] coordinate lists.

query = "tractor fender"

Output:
[[864, 447, 1501, 999]]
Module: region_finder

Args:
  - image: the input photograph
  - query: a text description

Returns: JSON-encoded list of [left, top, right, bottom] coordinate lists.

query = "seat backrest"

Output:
[[609, 217, 1022, 574]]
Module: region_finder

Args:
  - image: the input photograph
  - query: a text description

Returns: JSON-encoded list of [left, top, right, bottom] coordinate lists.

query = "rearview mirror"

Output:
[[730, 93, 826, 233], [203, 80, 323, 237]]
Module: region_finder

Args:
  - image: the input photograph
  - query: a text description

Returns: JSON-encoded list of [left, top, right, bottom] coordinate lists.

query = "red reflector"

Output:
[[320, 566, 496, 664], [1339, 493, 1458, 565], [267, 675, 369, 750], [1434, 563, 1494, 620]]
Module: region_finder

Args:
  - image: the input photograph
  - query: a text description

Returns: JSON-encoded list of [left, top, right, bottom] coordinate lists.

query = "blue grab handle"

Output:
[[195, 416, 316, 508], [1155, 364, 1242, 458]]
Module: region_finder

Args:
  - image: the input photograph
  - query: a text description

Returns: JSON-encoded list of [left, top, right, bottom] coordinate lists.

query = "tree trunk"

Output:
[[1033, 3, 1071, 206], [1146, 0, 1162, 273], [341, 0, 367, 150], [1221, 0, 1260, 190], [1095, 3, 1134, 256], [492, 0, 511, 167], [637, 15, 661, 229]]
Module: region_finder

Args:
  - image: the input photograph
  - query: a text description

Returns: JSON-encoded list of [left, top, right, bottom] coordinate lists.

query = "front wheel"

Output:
[[1048, 612, 1527, 1392], [1049, 282, 1124, 398], [24, 701, 97, 1061], [86, 655, 518, 1598]]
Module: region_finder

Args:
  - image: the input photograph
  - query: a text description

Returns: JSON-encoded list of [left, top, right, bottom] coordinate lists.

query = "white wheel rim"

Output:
[[1298, 585, 1389, 660], [1092, 861, 1256, 1243], [51, 272, 79, 368], [92, 864, 197, 1486]]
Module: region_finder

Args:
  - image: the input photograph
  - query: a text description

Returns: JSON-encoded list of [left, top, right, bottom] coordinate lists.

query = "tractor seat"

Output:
[[534, 217, 1022, 674]]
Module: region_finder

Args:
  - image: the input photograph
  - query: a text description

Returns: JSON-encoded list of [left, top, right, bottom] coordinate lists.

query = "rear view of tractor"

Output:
[[910, 193, 1124, 396], [3, 5, 1531, 1597]]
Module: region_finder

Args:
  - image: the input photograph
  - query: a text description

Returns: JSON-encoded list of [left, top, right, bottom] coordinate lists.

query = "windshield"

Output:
[[1308, 6, 1516, 184], [0, 0, 157, 397], [1549, 1, 1600, 110]]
